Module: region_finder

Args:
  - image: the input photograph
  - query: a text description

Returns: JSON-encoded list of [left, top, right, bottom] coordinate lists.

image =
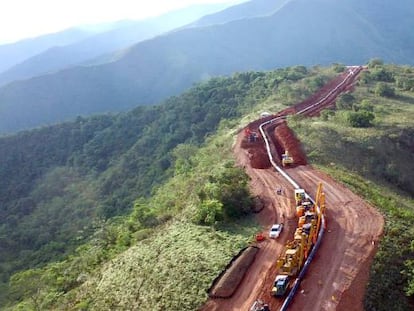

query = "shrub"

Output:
[[368, 58, 384, 68], [347, 111, 375, 127], [375, 82, 396, 98], [194, 199, 223, 225], [336, 93, 355, 110]]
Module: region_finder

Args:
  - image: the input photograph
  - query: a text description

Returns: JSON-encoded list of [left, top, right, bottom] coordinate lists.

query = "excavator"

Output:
[[271, 184, 325, 297], [271, 234, 306, 297], [281, 150, 293, 167], [245, 128, 259, 142]]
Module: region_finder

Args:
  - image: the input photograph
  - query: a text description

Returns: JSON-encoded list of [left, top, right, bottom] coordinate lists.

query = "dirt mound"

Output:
[[249, 148, 271, 169], [200, 67, 383, 311], [240, 138, 263, 149], [208, 246, 260, 298], [274, 122, 307, 166]]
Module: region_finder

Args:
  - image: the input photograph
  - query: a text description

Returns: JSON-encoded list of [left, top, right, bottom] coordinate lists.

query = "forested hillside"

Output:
[[0, 65, 314, 308], [1, 0, 414, 134], [1, 63, 413, 310]]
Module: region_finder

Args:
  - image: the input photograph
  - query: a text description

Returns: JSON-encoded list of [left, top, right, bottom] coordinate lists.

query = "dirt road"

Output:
[[202, 137, 383, 311], [286, 167, 383, 311], [200, 67, 384, 311]]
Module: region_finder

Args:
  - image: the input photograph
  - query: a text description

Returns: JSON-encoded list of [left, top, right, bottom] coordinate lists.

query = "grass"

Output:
[[65, 220, 259, 310], [289, 63, 414, 310], [7, 64, 414, 311]]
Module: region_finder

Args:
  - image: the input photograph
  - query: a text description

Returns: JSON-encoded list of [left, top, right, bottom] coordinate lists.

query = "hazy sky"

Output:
[[0, 0, 243, 44]]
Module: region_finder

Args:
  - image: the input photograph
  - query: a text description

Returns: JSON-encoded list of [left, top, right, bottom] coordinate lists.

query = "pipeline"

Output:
[[296, 66, 362, 115], [259, 117, 326, 311], [279, 199, 325, 311], [252, 66, 361, 310]]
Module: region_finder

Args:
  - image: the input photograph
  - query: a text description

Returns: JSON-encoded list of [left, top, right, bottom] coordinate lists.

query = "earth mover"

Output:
[[271, 235, 305, 297], [281, 150, 293, 166]]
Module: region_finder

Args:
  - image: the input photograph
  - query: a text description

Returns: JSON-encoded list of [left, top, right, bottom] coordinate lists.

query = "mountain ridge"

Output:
[[0, 2, 231, 87], [0, 0, 413, 134]]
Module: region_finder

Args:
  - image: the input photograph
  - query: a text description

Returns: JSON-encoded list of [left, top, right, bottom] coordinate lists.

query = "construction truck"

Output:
[[294, 189, 306, 205], [281, 150, 293, 166], [271, 233, 306, 297], [272, 186, 324, 297]]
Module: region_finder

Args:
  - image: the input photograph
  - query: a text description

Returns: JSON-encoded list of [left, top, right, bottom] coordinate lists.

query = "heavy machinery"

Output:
[[295, 188, 315, 217], [271, 184, 325, 297], [281, 150, 293, 166], [271, 231, 306, 297], [245, 128, 259, 142]]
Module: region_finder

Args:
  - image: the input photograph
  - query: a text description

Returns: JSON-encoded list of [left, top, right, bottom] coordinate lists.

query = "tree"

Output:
[[336, 93, 355, 110], [358, 99, 374, 112], [9, 269, 46, 310], [370, 68, 394, 82], [332, 63, 346, 73], [194, 199, 223, 225], [347, 111, 375, 128], [131, 199, 158, 228], [368, 58, 384, 68]]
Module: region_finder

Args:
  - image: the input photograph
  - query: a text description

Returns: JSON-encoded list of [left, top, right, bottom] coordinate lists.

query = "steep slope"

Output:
[[0, 3, 230, 87], [2, 64, 414, 310], [1, 0, 414, 134]]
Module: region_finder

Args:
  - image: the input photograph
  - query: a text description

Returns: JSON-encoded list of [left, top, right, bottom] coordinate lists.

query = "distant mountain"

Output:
[[0, 28, 97, 74], [187, 0, 291, 27], [0, 3, 231, 87], [0, 0, 414, 134]]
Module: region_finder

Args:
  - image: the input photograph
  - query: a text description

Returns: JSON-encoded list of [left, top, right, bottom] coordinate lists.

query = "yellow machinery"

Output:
[[281, 150, 294, 166], [294, 189, 305, 204], [271, 183, 325, 297], [295, 188, 314, 217], [272, 232, 306, 296]]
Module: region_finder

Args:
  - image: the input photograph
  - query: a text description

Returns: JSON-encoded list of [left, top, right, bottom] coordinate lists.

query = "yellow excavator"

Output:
[[281, 150, 293, 167], [271, 235, 306, 297], [271, 184, 325, 297]]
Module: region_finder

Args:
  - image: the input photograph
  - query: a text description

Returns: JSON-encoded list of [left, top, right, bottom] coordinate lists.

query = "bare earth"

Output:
[[200, 67, 384, 311], [201, 66, 384, 311]]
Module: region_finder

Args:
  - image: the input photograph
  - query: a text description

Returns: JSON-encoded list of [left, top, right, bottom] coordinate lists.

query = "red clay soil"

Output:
[[249, 148, 271, 169], [273, 121, 307, 166], [291, 66, 363, 117], [199, 67, 384, 311], [209, 246, 260, 298]]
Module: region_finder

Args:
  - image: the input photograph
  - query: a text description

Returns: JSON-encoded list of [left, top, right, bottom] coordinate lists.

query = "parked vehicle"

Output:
[[269, 223, 283, 239]]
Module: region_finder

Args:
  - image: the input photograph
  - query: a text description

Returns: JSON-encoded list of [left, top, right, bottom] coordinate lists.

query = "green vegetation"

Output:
[[5, 125, 260, 310], [2, 63, 414, 310], [2, 0, 414, 134], [0, 66, 322, 309], [319, 167, 414, 311], [290, 62, 414, 310]]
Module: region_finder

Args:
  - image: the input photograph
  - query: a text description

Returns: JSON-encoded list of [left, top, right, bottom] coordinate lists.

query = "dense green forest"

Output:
[[1, 63, 413, 310]]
